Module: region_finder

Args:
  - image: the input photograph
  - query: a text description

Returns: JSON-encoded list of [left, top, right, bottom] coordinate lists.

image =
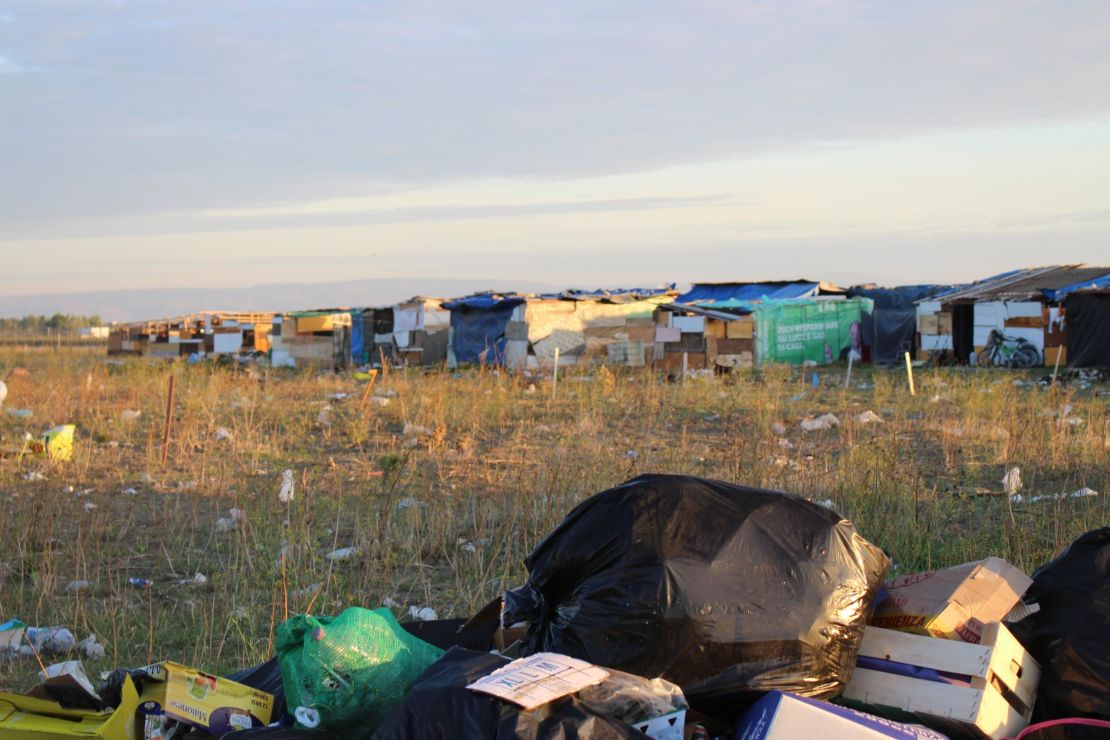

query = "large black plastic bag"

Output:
[[502, 474, 889, 717], [1019, 528, 1110, 725], [371, 647, 648, 739]]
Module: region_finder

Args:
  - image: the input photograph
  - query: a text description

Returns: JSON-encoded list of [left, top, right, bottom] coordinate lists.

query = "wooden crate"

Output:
[[842, 622, 1039, 739]]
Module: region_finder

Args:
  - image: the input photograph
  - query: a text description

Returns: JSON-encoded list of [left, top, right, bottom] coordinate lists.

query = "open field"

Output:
[[0, 347, 1106, 690]]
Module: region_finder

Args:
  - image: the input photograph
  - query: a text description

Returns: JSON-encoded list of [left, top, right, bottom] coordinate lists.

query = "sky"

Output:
[[2, 0, 1109, 303]]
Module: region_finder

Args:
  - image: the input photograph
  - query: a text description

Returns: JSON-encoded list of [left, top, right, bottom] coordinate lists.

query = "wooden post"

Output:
[[1051, 346, 1063, 387], [358, 369, 380, 411], [681, 352, 688, 380], [160, 373, 176, 466], [904, 352, 916, 397], [551, 347, 560, 400], [844, 352, 854, 389]]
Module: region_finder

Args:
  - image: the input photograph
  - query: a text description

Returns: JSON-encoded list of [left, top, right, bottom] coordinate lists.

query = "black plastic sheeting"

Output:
[[1013, 528, 1110, 728], [849, 285, 949, 365], [502, 474, 889, 719], [371, 648, 647, 739], [1066, 293, 1110, 368]]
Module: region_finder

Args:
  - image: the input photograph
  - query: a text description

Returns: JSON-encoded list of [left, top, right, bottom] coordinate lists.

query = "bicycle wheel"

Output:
[[1014, 346, 1040, 369], [976, 348, 993, 367]]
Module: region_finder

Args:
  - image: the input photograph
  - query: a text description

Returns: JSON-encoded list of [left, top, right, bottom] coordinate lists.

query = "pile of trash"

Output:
[[1, 474, 1106, 740]]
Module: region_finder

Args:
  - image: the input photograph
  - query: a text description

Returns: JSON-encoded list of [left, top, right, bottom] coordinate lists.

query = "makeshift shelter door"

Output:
[[1066, 292, 1110, 368], [952, 304, 974, 364]]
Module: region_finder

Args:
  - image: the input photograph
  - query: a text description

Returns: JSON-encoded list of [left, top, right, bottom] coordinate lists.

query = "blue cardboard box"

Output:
[[736, 691, 948, 740]]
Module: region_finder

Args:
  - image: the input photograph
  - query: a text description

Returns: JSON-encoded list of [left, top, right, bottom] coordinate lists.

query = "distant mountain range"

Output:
[[0, 277, 568, 322]]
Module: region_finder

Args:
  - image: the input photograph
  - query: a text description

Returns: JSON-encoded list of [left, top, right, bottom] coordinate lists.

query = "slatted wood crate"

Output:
[[841, 622, 1040, 739]]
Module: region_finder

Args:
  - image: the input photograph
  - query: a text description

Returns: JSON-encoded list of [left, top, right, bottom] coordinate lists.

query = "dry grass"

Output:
[[0, 347, 1106, 689]]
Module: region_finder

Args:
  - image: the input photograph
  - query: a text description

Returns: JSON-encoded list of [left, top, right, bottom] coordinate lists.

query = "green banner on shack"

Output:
[[755, 298, 871, 365]]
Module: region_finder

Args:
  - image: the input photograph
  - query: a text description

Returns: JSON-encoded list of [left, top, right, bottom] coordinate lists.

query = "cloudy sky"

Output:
[[2, 0, 1109, 299]]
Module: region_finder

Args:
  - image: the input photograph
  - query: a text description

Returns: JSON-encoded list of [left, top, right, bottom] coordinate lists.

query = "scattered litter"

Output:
[[0, 623, 78, 655], [279, 469, 295, 503], [460, 541, 477, 553], [382, 597, 399, 609], [375, 389, 399, 398], [215, 507, 247, 532], [317, 405, 333, 426], [122, 487, 137, 495], [1011, 487, 1099, 505], [0, 378, 5, 407], [396, 497, 419, 510], [403, 422, 432, 436], [856, 410, 883, 424], [213, 426, 232, 441], [408, 606, 438, 622], [77, 634, 105, 659], [21, 424, 76, 462], [325, 546, 358, 561], [83, 502, 97, 512], [770, 422, 787, 437], [177, 572, 208, 587], [127, 577, 154, 589], [139, 472, 153, 484], [22, 471, 47, 481], [625, 449, 640, 460], [368, 395, 391, 407], [65, 580, 92, 593], [1003, 467, 1023, 495], [120, 409, 141, 420], [816, 499, 836, 509], [332, 392, 351, 400], [177, 480, 198, 491], [1013, 379, 1026, 387], [787, 392, 806, 402], [799, 413, 840, 431], [5, 408, 32, 418], [778, 438, 794, 450]]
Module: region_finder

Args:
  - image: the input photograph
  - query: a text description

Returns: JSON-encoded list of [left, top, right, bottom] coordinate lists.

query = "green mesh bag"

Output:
[[275, 607, 444, 731]]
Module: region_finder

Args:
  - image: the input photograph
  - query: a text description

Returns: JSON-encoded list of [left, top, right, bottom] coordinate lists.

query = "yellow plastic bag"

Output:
[[22, 425, 76, 462]]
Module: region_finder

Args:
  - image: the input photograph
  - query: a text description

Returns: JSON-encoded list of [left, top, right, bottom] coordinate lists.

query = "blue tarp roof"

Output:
[[1048, 274, 1110, 301], [441, 294, 527, 311], [677, 282, 820, 304]]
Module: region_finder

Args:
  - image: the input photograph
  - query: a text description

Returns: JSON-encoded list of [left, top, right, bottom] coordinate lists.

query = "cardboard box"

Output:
[[918, 314, 940, 335], [137, 661, 274, 733], [736, 690, 948, 739], [1043, 346, 1065, 367], [871, 557, 1032, 644], [0, 675, 140, 739], [726, 319, 754, 339], [937, 313, 953, 334], [296, 314, 350, 334], [842, 623, 1040, 740]]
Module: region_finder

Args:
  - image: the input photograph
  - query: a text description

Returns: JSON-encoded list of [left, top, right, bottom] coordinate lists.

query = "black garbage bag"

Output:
[[371, 647, 650, 739], [1019, 527, 1110, 725], [502, 474, 889, 718]]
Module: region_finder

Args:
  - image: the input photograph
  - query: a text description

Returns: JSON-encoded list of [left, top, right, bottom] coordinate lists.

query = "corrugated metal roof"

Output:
[[933, 265, 1110, 303]]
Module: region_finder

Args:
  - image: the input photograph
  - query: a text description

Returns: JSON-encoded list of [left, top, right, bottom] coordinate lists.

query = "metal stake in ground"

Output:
[[904, 351, 916, 397], [160, 373, 176, 466], [551, 347, 560, 400]]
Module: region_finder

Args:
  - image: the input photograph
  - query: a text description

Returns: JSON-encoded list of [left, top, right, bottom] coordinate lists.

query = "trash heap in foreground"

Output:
[[1, 475, 1107, 740]]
